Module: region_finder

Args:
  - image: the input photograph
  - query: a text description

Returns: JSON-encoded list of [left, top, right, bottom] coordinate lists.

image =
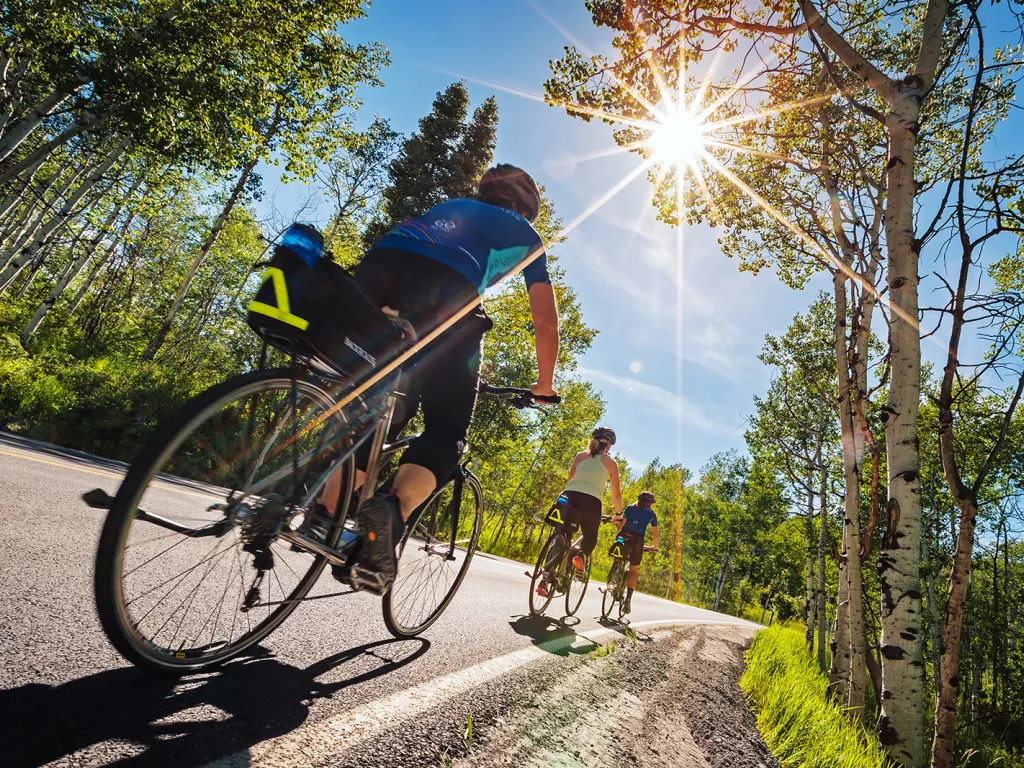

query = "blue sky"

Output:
[[259, 0, 831, 473]]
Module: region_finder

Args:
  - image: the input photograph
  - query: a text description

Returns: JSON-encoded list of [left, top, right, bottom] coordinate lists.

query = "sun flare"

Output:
[[646, 103, 708, 171]]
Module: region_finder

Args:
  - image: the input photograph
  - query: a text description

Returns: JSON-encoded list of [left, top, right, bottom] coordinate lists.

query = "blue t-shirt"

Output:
[[373, 198, 551, 295], [621, 504, 658, 536]]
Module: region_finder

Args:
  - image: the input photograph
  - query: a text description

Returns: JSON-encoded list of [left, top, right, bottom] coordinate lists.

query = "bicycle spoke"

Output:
[[169, 541, 232, 650], [146, 543, 235, 645]]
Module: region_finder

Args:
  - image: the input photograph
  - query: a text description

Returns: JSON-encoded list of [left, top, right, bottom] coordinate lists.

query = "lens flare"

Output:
[[646, 102, 708, 172]]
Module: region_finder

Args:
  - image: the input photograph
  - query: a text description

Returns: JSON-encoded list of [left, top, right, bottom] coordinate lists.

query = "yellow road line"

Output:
[[0, 447, 123, 481], [0, 447, 221, 503]]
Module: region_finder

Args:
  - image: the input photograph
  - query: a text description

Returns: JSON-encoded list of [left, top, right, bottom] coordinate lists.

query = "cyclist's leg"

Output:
[[394, 314, 484, 515], [353, 248, 481, 519], [566, 491, 601, 569], [349, 250, 482, 589], [623, 535, 643, 612]]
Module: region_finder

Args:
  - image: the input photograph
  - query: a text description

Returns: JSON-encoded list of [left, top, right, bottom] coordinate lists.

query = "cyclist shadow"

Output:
[[508, 614, 598, 657], [596, 616, 655, 643], [0, 637, 429, 768]]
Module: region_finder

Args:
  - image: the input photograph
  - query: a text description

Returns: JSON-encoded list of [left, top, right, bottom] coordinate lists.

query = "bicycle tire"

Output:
[[565, 553, 590, 616], [94, 368, 357, 674], [617, 564, 631, 620], [382, 472, 484, 638], [602, 560, 623, 619], [529, 532, 561, 616]]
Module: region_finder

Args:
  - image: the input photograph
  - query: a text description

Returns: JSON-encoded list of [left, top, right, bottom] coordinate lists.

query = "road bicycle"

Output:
[[601, 532, 656, 620], [87, 362, 551, 674], [527, 509, 613, 618]]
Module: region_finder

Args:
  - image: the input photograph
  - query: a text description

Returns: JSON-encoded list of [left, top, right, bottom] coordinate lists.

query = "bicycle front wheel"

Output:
[[602, 560, 623, 619], [565, 553, 591, 616], [383, 472, 484, 638], [529, 532, 562, 616], [94, 368, 357, 673]]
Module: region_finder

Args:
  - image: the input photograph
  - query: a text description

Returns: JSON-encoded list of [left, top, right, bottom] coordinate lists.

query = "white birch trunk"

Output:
[[829, 553, 851, 698], [0, 121, 85, 187], [877, 100, 927, 768], [817, 460, 829, 671], [0, 158, 84, 270], [141, 158, 256, 361], [0, 89, 75, 163], [0, 148, 48, 225], [0, 138, 128, 293], [66, 211, 135, 318], [21, 173, 144, 341], [806, 463, 817, 648]]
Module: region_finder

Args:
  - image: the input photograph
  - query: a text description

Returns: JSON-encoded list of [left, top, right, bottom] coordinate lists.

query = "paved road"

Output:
[[0, 434, 756, 767]]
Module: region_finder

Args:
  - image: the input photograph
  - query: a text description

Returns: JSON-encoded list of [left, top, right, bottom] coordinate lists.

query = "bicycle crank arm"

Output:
[[83, 488, 232, 538], [242, 588, 358, 610], [279, 529, 354, 566]]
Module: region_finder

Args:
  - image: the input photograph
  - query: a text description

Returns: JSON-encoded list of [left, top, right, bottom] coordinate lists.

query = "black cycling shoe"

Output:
[[622, 595, 632, 615], [349, 495, 403, 595]]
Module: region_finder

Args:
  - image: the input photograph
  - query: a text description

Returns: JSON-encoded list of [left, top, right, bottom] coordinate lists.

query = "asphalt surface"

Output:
[[0, 433, 757, 767]]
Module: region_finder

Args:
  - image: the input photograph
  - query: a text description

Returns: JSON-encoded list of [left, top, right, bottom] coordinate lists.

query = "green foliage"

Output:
[[590, 639, 617, 659], [10, 0, 385, 167], [741, 626, 891, 768]]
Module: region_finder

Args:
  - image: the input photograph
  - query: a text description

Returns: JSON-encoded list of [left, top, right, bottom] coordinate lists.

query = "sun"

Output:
[[646, 102, 709, 171]]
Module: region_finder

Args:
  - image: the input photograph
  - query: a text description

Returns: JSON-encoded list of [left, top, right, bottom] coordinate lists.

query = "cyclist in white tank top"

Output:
[[537, 426, 623, 598], [562, 427, 622, 567]]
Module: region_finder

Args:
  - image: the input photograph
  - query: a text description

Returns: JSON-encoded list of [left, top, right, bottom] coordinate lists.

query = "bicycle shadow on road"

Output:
[[0, 637, 429, 768], [508, 614, 598, 657], [595, 616, 656, 643]]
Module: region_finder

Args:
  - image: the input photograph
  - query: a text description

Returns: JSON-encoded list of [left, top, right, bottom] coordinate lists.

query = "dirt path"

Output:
[[452, 624, 779, 768]]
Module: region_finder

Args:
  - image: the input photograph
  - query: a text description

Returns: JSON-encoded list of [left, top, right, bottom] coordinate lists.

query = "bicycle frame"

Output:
[[111, 376, 538, 570], [279, 387, 473, 567]]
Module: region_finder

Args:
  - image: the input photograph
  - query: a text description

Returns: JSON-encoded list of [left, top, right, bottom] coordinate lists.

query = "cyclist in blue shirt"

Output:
[[339, 164, 561, 594], [613, 491, 660, 614]]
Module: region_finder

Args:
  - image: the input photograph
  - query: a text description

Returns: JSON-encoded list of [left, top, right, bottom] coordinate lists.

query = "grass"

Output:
[[741, 625, 892, 768], [590, 639, 617, 659]]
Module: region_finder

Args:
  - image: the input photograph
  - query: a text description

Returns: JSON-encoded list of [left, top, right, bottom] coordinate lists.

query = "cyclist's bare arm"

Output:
[[651, 524, 660, 550], [603, 455, 623, 515], [528, 282, 559, 397]]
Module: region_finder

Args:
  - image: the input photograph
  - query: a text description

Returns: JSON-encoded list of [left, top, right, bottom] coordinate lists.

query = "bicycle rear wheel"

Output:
[[382, 472, 483, 638], [565, 553, 591, 616], [602, 560, 623, 619], [94, 368, 357, 673], [529, 532, 562, 616]]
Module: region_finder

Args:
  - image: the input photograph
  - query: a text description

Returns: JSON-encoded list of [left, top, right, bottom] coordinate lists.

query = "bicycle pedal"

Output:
[[349, 565, 393, 595]]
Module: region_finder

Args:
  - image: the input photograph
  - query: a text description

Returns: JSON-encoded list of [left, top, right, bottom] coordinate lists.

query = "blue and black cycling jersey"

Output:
[[620, 504, 658, 536], [371, 198, 551, 295]]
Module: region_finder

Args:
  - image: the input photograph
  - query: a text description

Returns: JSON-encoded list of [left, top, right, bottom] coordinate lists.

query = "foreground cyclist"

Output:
[[613, 491, 660, 614], [537, 426, 622, 597], [344, 165, 561, 593]]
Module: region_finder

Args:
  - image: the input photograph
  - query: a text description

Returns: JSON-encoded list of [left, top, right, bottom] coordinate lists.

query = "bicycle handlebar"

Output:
[[478, 382, 561, 407]]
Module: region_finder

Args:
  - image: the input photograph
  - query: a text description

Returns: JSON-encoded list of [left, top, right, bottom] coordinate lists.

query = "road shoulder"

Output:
[[333, 623, 778, 768]]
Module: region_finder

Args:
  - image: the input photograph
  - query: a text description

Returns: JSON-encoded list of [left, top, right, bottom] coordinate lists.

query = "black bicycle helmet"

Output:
[[638, 491, 656, 506], [591, 426, 617, 446], [478, 164, 541, 223]]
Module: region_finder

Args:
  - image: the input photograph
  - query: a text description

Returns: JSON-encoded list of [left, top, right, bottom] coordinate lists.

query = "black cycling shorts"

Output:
[[564, 490, 602, 556], [352, 248, 491, 483], [621, 531, 645, 566]]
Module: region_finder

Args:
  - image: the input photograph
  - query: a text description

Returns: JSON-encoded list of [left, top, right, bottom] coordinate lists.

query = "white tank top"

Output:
[[564, 455, 609, 499]]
